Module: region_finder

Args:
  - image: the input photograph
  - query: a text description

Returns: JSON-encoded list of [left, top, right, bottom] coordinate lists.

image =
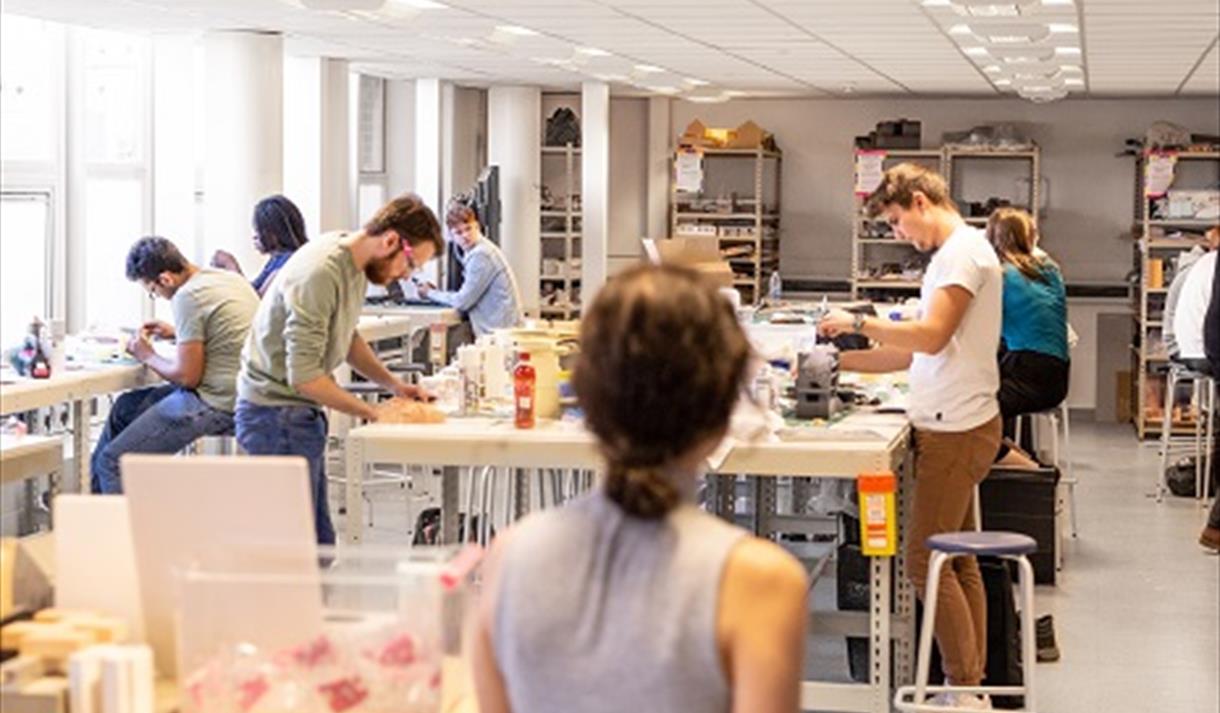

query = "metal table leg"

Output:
[[893, 446, 917, 687], [71, 399, 87, 493], [344, 435, 365, 545], [440, 465, 460, 544], [869, 553, 892, 713]]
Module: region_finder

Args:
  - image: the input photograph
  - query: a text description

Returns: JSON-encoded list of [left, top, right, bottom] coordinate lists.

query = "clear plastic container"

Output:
[[174, 545, 480, 713]]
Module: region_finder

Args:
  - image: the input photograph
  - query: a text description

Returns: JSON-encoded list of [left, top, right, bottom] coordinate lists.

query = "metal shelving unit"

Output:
[[540, 143, 581, 319], [851, 148, 943, 299], [851, 145, 1041, 299], [670, 146, 782, 304], [1130, 150, 1220, 438]]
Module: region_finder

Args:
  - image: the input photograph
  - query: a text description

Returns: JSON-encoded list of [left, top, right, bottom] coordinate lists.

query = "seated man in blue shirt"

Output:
[[419, 199, 523, 336]]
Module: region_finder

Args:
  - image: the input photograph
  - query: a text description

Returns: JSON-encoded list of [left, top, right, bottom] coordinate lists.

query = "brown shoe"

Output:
[[1201, 526, 1220, 553]]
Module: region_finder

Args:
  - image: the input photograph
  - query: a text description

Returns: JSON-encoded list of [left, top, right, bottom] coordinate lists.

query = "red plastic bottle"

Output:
[[514, 352, 536, 429]]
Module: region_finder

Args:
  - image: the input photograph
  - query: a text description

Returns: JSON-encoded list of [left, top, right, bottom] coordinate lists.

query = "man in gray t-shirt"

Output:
[[235, 193, 444, 545], [92, 237, 259, 493]]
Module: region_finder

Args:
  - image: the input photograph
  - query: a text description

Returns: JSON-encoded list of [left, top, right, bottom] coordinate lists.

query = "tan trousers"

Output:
[[907, 415, 1002, 686]]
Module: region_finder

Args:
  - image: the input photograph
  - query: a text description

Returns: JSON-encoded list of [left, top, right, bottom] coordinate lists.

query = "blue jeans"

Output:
[[91, 385, 235, 494], [235, 400, 334, 545]]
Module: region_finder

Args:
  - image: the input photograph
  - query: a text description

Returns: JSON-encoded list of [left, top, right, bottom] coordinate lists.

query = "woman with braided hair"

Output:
[[211, 194, 309, 296], [470, 264, 808, 713]]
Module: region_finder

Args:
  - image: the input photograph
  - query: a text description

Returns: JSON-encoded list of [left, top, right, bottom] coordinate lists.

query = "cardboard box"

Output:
[[679, 119, 716, 148], [726, 120, 766, 149], [654, 236, 734, 288]]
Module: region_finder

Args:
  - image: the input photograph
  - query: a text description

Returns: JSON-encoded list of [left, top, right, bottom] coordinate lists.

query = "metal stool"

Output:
[[895, 531, 1038, 713], [1156, 363, 1216, 503], [1014, 402, 1076, 538]]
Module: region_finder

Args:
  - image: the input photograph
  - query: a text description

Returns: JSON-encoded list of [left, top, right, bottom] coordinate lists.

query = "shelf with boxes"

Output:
[[850, 125, 1041, 299], [1129, 149, 1220, 438], [851, 143, 942, 298], [671, 120, 782, 304]]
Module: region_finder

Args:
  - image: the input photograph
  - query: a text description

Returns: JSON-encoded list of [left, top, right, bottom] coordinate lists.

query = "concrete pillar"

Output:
[[646, 97, 671, 241], [488, 86, 541, 313], [152, 36, 197, 261], [415, 78, 442, 214], [203, 31, 282, 274], [283, 57, 353, 238], [580, 81, 610, 308]]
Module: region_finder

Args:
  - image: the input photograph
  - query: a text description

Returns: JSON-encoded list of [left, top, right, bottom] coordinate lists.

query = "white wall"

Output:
[[450, 86, 486, 197], [670, 97, 1220, 283], [609, 97, 648, 275]]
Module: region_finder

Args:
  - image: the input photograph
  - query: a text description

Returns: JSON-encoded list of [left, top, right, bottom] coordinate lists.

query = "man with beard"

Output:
[[235, 193, 443, 544]]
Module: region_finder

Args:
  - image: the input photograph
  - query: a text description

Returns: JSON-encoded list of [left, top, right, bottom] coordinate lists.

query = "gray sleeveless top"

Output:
[[492, 487, 748, 713]]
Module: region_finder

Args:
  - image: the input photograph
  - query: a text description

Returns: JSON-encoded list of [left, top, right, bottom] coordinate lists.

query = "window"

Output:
[[77, 27, 152, 330], [0, 192, 52, 349], [0, 16, 59, 166]]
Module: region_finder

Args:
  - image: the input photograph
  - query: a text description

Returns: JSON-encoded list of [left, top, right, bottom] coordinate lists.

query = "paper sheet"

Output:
[[854, 150, 887, 196], [675, 150, 704, 193], [1144, 153, 1177, 198]]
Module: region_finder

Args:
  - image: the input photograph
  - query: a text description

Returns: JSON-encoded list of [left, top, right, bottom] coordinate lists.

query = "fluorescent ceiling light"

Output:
[[1041, 0, 1073, 5], [964, 47, 990, 57], [984, 65, 1003, 73], [593, 73, 628, 82], [495, 24, 538, 36], [634, 64, 665, 73], [688, 94, 730, 104], [576, 47, 611, 57], [1058, 64, 1082, 73], [949, 23, 973, 35], [1047, 23, 1078, 33], [988, 33, 1034, 44], [994, 78, 1013, 86], [684, 77, 711, 86], [389, 0, 447, 8], [723, 90, 748, 98], [1055, 46, 1081, 56], [963, 4, 1020, 17], [650, 86, 679, 95], [1064, 77, 1084, 86], [922, 0, 952, 6]]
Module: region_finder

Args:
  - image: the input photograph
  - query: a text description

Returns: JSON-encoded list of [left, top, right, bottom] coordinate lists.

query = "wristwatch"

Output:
[[852, 313, 867, 334]]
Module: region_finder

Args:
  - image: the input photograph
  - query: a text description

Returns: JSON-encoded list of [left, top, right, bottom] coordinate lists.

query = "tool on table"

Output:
[[795, 345, 842, 420]]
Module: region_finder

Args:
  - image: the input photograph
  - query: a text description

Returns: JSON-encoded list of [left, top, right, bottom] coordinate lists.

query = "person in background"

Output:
[[418, 197, 522, 337], [211, 195, 309, 297], [986, 208, 1069, 468], [236, 193, 443, 545], [470, 265, 808, 713], [820, 164, 1002, 709], [1162, 227, 1218, 362], [1194, 225, 1220, 553], [92, 237, 259, 493], [1169, 226, 1219, 373]]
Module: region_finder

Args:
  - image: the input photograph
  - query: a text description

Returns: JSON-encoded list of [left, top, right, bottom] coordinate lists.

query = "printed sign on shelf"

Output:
[[854, 150, 887, 197], [675, 149, 704, 193], [1144, 152, 1177, 198]]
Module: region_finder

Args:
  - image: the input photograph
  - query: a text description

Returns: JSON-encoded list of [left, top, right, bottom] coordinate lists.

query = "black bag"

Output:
[[545, 108, 581, 147], [915, 556, 1025, 709]]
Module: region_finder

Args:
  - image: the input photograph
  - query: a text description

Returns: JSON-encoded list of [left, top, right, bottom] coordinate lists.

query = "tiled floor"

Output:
[[345, 421, 1219, 712]]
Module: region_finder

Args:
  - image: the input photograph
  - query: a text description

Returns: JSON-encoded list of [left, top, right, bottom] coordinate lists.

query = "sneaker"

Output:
[[1036, 614, 1061, 662], [1200, 526, 1220, 553]]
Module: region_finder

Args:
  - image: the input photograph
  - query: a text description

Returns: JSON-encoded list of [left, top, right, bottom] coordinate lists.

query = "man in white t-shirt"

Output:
[[821, 163, 1002, 707]]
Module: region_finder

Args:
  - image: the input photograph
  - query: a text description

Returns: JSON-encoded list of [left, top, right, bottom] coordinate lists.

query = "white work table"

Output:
[[344, 409, 915, 713], [359, 304, 461, 329], [1, 363, 153, 493]]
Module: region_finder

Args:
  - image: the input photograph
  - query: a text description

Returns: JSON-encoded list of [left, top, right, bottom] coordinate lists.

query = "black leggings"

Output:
[[996, 350, 1071, 461]]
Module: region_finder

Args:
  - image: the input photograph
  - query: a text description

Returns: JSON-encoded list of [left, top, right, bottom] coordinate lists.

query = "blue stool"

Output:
[[895, 531, 1038, 712]]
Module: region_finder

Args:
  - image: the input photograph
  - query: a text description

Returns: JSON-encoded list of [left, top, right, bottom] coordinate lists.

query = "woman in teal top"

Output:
[[988, 208, 1069, 465]]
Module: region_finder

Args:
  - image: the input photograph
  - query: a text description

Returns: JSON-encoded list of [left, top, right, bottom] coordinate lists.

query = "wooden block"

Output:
[[32, 610, 95, 625], [1, 539, 16, 620], [0, 676, 70, 713], [0, 655, 45, 689], [1, 622, 49, 652], [18, 627, 91, 673], [67, 617, 127, 645]]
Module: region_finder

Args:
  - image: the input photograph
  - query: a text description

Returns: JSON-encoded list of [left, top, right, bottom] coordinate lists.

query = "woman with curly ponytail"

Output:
[[471, 264, 808, 713]]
